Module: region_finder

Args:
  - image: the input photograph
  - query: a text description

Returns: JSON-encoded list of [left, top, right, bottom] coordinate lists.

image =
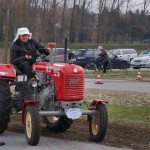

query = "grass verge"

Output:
[[85, 69, 150, 81], [107, 104, 150, 125], [84, 88, 150, 127]]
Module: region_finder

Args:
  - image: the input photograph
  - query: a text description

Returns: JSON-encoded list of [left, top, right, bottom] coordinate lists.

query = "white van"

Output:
[[109, 48, 137, 61]]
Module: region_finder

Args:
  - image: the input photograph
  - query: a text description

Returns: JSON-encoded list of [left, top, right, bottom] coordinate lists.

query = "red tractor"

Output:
[[0, 43, 108, 146]]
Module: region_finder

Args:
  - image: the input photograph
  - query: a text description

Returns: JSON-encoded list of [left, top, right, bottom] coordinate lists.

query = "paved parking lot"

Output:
[[85, 79, 150, 93], [0, 131, 131, 150]]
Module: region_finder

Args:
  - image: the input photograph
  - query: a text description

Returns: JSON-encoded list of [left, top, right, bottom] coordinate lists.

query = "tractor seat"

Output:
[[13, 65, 24, 75]]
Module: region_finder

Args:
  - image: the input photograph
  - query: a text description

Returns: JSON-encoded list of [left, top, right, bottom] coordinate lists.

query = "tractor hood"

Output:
[[0, 64, 16, 80], [32, 62, 84, 74]]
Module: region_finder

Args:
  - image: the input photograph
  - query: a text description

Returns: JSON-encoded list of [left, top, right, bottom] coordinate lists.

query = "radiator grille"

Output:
[[62, 74, 84, 100]]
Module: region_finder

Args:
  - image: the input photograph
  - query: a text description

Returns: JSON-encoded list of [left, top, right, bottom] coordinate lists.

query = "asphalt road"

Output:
[[0, 131, 131, 150], [85, 79, 150, 93]]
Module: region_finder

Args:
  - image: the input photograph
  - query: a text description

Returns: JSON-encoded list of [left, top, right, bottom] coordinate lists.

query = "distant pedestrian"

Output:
[[98, 46, 110, 73]]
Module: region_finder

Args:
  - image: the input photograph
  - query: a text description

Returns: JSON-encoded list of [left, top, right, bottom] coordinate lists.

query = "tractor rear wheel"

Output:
[[89, 103, 108, 142], [43, 116, 73, 132], [24, 105, 40, 145], [0, 80, 11, 134]]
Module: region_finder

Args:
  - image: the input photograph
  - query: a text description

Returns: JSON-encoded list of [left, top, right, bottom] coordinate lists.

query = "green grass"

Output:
[[107, 104, 150, 125], [85, 69, 150, 81]]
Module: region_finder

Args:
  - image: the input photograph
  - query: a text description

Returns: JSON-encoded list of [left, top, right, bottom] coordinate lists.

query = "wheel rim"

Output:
[[46, 116, 59, 123], [91, 112, 100, 135], [26, 112, 32, 138]]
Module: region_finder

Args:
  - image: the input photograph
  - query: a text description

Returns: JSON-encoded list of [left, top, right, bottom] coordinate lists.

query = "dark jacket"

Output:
[[99, 49, 110, 63], [10, 38, 47, 65]]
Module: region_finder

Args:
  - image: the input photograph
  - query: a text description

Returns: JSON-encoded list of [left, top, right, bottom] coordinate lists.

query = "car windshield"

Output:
[[72, 49, 85, 56], [107, 52, 115, 59], [139, 50, 150, 55], [109, 49, 117, 52], [52, 48, 70, 55]]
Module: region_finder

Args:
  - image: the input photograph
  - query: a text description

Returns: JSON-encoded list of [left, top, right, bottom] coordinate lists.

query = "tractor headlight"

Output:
[[73, 68, 78, 73], [31, 78, 38, 87]]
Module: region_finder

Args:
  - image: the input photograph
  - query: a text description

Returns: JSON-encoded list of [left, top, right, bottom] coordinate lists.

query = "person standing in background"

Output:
[[98, 46, 110, 73]]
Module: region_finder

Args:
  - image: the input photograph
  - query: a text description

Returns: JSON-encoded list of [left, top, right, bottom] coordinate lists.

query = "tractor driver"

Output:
[[10, 27, 50, 80]]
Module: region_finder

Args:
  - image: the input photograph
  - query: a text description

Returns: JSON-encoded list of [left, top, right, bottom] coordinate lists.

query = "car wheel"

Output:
[[133, 67, 140, 69], [120, 62, 128, 69]]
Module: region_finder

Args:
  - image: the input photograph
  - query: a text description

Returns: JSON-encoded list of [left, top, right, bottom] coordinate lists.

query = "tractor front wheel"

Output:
[[43, 116, 73, 132], [24, 105, 40, 145], [89, 103, 108, 142], [0, 80, 11, 134]]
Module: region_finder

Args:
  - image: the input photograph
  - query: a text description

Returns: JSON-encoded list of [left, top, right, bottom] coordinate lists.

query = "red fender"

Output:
[[87, 100, 108, 121], [90, 99, 108, 109], [22, 100, 39, 124], [0, 64, 16, 81]]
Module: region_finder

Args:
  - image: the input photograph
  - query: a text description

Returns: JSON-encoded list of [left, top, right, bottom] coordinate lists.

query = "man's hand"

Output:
[[46, 48, 51, 54], [25, 55, 32, 60]]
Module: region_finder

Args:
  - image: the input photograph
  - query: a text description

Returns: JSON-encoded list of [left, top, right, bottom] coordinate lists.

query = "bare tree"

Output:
[[69, 0, 76, 43], [60, 0, 67, 42], [125, 0, 131, 15], [0, 0, 10, 62], [96, 0, 106, 43]]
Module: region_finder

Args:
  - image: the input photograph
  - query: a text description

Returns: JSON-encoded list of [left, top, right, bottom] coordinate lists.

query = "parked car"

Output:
[[139, 50, 150, 57], [109, 48, 137, 62], [94, 52, 130, 69], [44, 48, 70, 62], [131, 55, 150, 69], [71, 49, 100, 68], [72, 49, 130, 69]]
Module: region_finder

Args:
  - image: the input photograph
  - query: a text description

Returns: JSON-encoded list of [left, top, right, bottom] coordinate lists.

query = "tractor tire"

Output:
[[24, 105, 40, 146], [43, 116, 73, 132], [0, 80, 11, 134], [89, 103, 108, 142]]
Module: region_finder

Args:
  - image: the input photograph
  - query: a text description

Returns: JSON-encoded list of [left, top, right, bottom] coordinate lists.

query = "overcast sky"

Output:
[[90, 0, 150, 13], [124, 0, 146, 10]]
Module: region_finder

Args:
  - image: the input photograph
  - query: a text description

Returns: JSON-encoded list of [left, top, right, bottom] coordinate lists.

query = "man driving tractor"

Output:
[[10, 27, 50, 80]]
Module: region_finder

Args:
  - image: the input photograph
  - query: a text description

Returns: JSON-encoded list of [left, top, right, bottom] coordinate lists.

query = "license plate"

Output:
[[66, 108, 82, 120], [71, 58, 76, 61]]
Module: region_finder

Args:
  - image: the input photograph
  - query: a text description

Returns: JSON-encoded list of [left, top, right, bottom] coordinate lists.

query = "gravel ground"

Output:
[[7, 89, 150, 150]]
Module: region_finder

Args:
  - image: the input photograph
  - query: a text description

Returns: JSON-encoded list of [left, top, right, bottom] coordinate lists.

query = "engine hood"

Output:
[[32, 62, 84, 74], [133, 56, 150, 61]]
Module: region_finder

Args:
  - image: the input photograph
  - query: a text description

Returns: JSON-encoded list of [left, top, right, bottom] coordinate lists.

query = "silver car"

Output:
[[131, 55, 150, 69], [109, 48, 137, 62]]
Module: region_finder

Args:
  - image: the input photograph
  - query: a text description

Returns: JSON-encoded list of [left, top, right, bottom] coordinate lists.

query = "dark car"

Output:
[[102, 52, 130, 69], [72, 49, 130, 70], [71, 49, 99, 68]]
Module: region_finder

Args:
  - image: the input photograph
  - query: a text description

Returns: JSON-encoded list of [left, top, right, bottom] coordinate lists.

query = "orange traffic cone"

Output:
[[95, 71, 103, 84], [136, 69, 142, 80]]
